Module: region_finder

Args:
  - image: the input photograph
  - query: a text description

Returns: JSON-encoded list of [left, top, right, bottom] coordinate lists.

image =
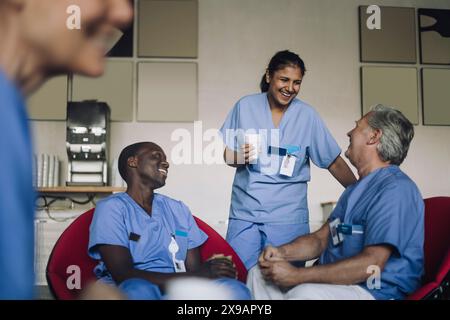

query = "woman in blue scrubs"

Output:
[[220, 50, 357, 272]]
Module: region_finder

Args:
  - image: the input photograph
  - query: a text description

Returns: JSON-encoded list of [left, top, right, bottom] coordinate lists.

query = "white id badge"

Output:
[[329, 218, 345, 246], [173, 258, 187, 273], [169, 237, 186, 273], [280, 155, 296, 177]]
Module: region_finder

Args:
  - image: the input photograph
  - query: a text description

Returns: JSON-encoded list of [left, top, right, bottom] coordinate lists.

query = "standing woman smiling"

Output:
[[220, 50, 356, 275]]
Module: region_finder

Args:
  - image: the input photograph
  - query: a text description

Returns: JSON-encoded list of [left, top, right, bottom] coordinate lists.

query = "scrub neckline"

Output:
[[365, 164, 397, 178], [264, 92, 295, 130], [122, 192, 176, 236], [354, 165, 398, 187], [123, 192, 161, 220]]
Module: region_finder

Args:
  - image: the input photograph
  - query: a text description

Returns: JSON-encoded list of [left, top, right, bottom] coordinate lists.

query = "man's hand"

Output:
[[197, 257, 237, 279], [259, 260, 301, 288], [259, 245, 285, 264]]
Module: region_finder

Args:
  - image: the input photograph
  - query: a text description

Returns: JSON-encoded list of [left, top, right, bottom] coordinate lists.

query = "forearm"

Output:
[[328, 156, 357, 188], [293, 251, 380, 286], [279, 233, 325, 262]]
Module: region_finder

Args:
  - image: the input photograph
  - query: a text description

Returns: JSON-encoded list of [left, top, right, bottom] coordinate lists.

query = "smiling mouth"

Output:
[[158, 169, 168, 177], [280, 91, 292, 98]]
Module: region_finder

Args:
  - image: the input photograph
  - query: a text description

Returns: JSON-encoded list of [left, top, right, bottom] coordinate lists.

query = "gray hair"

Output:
[[367, 104, 414, 165]]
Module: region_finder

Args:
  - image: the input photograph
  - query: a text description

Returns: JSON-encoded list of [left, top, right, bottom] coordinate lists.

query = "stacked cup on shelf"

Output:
[[33, 154, 60, 188]]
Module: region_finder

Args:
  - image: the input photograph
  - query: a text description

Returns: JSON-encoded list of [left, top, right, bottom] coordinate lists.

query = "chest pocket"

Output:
[[342, 233, 365, 258], [286, 146, 307, 178], [174, 231, 189, 261], [128, 222, 166, 264], [291, 150, 303, 176]]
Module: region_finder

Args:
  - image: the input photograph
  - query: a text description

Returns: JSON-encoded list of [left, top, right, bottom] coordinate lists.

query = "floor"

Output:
[[35, 285, 54, 300]]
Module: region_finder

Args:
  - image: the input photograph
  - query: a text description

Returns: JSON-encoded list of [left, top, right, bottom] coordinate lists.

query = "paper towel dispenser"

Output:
[[66, 101, 110, 186]]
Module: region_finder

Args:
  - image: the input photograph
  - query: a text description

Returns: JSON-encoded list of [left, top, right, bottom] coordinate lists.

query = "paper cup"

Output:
[[245, 133, 260, 163]]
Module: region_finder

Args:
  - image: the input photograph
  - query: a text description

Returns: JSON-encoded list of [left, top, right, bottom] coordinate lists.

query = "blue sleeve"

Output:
[[219, 102, 241, 151], [363, 184, 420, 256], [308, 111, 341, 169], [88, 198, 129, 259], [0, 78, 34, 299], [179, 202, 208, 250], [327, 184, 356, 223], [328, 195, 346, 222]]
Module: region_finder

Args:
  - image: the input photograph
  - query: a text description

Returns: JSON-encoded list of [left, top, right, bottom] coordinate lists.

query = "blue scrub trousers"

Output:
[[119, 278, 163, 300], [226, 219, 310, 269], [119, 278, 251, 300]]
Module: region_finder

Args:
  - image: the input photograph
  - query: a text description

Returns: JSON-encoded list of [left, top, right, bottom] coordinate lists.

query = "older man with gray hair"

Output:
[[248, 105, 424, 300]]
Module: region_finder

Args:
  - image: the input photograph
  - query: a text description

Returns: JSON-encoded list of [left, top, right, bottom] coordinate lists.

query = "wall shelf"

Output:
[[37, 186, 126, 194]]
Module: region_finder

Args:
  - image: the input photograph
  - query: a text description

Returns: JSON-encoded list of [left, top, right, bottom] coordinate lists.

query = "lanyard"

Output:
[[157, 197, 187, 272], [157, 196, 177, 238]]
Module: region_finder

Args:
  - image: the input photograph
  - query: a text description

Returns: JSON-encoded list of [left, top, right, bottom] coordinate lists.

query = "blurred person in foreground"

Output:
[[0, 0, 133, 299]]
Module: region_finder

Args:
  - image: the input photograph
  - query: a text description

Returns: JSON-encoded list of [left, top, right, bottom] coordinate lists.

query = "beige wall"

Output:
[[31, 0, 450, 229]]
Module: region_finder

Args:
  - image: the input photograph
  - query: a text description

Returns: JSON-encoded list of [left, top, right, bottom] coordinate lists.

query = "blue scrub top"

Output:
[[320, 165, 424, 300], [0, 70, 35, 299], [220, 93, 341, 224], [89, 193, 208, 282]]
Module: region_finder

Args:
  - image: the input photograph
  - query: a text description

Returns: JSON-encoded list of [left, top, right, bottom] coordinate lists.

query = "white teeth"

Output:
[[158, 169, 167, 176], [281, 92, 291, 97]]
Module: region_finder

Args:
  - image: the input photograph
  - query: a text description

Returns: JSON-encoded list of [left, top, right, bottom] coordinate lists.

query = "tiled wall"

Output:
[[27, 0, 199, 123]]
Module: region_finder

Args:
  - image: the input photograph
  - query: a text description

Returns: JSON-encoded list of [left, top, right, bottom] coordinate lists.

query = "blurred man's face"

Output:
[[19, 0, 133, 76]]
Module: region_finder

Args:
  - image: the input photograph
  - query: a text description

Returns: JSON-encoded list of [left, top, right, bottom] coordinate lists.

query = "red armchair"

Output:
[[407, 197, 450, 300], [46, 208, 247, 300]]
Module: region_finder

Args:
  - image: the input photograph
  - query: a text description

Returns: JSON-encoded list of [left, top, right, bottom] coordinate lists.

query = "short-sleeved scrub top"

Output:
[[220, 93, 341, 225], [0, 70, 35, 299], [320, 165, 424, 300], [89, 192, 208, 283]]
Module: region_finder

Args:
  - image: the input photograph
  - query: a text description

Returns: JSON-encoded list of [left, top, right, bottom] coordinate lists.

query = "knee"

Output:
[[118, 278, 162, 300], [215, 278, 252, 300]]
